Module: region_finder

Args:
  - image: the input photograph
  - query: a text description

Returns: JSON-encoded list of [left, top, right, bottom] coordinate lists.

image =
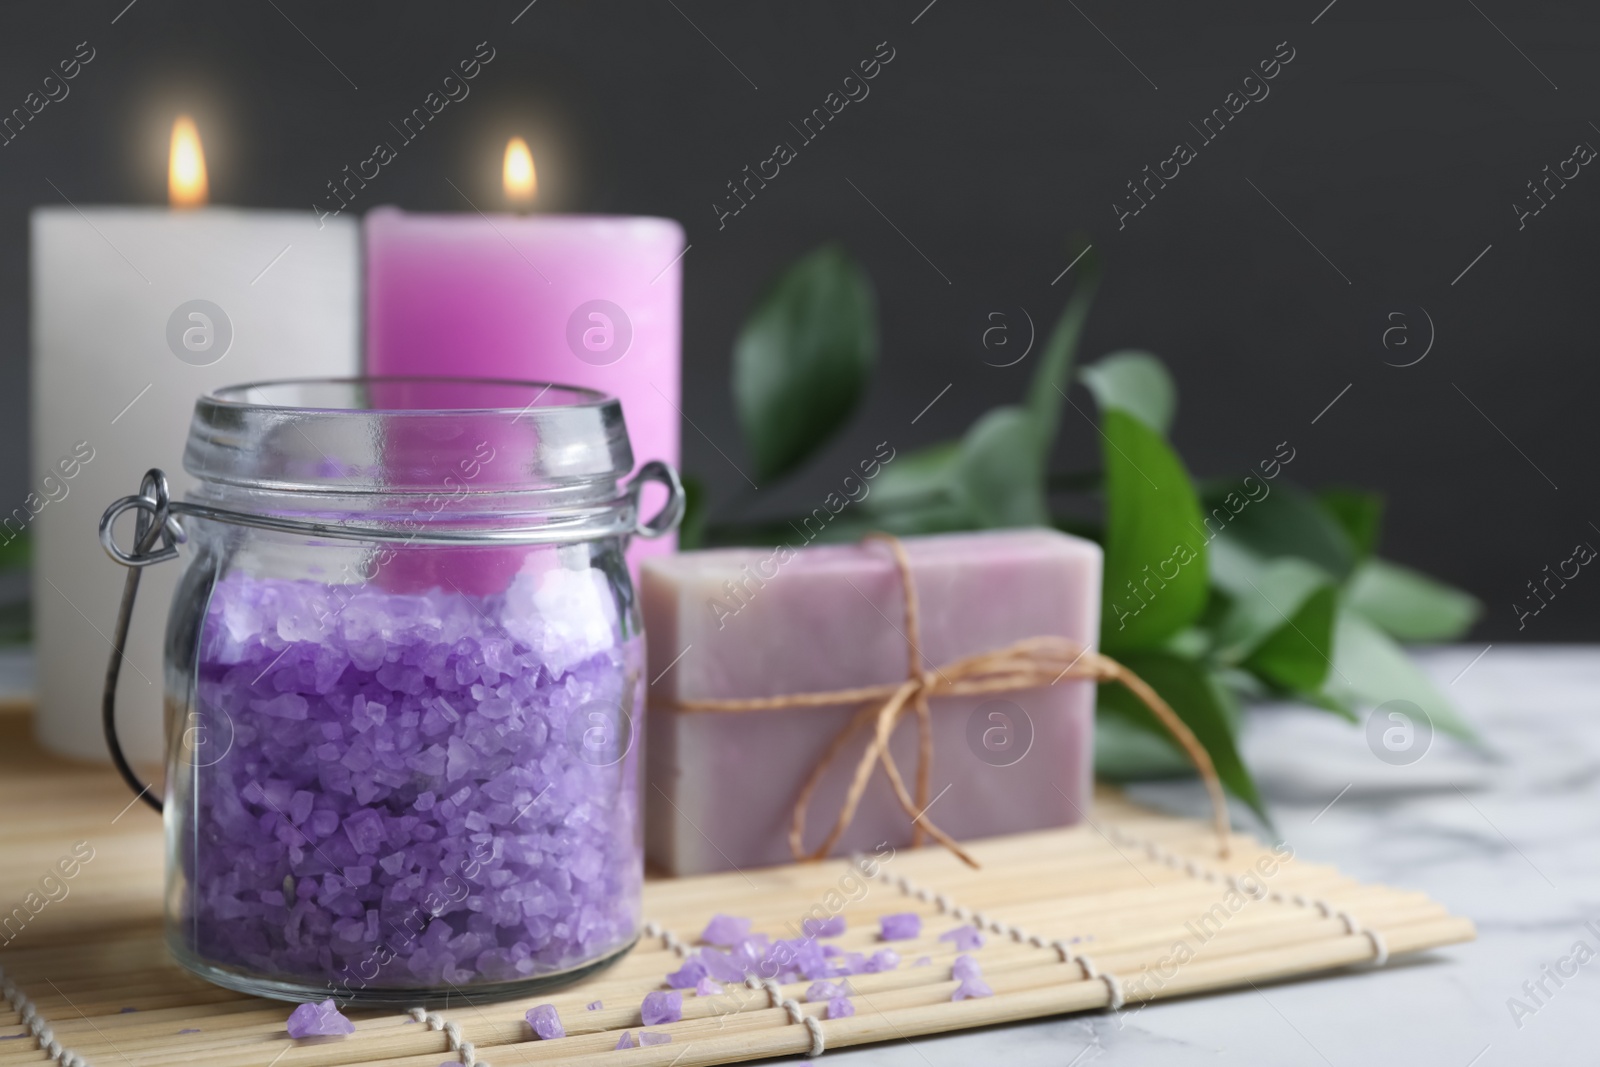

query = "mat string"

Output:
[[670, 533, 1232, 867]]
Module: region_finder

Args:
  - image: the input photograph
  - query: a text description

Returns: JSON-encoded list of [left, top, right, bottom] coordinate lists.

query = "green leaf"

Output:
[[1323, 608, 1478, 743], [1345, 558, 1482, 642], [732, 244, 877, 482], [0, 531, 30, 572], [860, 440, 962, 515], [676, 473, 708, 550], [1095, 649, 1268, 824], [1094, 713, 1195, 781], [1205, 477, 1357, 581], [1079, 350, 1175, 435], [1212, 555, 1338, 693], [951, 406, 1048, 527], [1098, 409, 1209, 652], [1318, 488, 1384, 559], [1243, 584, 1337, 693], [1024, 272, 1099, 449]]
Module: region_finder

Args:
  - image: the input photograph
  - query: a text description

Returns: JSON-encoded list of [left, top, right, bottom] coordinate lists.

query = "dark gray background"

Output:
[[2, 1, 1593, 639]]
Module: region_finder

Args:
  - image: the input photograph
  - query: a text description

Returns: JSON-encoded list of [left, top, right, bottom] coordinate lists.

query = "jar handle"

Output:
[[96, 469, 186, 816], [628, 460, 686, 540]]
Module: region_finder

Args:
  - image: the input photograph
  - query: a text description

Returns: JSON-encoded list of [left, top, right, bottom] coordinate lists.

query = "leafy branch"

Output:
[[685, 244, 1482, 822]]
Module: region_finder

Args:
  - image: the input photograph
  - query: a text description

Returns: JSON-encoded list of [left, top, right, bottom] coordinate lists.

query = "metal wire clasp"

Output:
[[97, 469, 186, 816], [99, 469, 186, 567]]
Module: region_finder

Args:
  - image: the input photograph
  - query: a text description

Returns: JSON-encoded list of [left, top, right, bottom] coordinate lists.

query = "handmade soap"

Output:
[[641, 529, 1100, 875]]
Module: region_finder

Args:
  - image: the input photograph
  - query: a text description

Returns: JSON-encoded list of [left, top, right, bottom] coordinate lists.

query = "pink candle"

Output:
[[364, 207, 685, 564]]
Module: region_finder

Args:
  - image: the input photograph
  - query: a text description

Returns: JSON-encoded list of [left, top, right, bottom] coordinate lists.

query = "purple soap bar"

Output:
[[642, 530, 1100, 875]]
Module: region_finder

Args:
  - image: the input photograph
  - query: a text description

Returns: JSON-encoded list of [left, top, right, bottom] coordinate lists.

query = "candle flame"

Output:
[[168, 115, 208, 208], [503, 137, 536, 207]]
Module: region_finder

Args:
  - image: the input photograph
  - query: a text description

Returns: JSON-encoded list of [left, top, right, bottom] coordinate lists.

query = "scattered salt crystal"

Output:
[[866, 948, 900, 973], [805, 980, 845, 1003], [640, 990, 682, 1026], [639, 1032, 672, 1046], [826, 995, 855, 1019], [666, 959, 709, 988], [950, 954, 993, 1000], [913, 957, 932, 967], [699, 913, 751, 946], [952, 976, 994, 1001], [939, 924, 986, 952], [803, 915, 846, 938], [285, 998, 354, 1038], [952, 954, 983, 981], [879, 913, 921, 941], [587, 1001, 603, 1011], [695, 977, 724, 996], [614, 1030, 634, 1050], [525, 1004, 564, 1040]]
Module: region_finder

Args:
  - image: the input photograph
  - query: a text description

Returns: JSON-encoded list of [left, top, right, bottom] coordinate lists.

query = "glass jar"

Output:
[[98, 378, 682, 1005]]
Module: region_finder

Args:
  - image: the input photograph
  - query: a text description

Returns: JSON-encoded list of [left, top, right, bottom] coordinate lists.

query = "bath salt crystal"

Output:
[[879, 913, 921, 941], [525, 1004, 564, 1040], [913, 957, 932, 967], [694, 977, 723, 996], [802, 916, 846, 938], [952, 976, 994, 1001], [285, 998, 354, 1038], [640, 990, 682, 1026], [699, 914, 751, 946], [951, 954, 982, 981], [666, 959, 709, 988], [939, 925, 986, 951], [184, 571, 644, 994], [805, 980, 845, 1003], [639, 1032, 672, 1046], [866, 948, 900, 973], [950, 954, 993, 1000], [587, 1001, 603, 1011], [614, 1030, 634, 1050], [826, 996, 855, 1020]]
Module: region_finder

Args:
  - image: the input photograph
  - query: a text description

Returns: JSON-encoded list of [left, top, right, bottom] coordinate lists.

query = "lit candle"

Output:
[[364, 139, 685, 566], [30, 116, 361, 763]]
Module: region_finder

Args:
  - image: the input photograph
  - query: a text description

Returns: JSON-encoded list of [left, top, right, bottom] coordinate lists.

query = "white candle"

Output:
[[29, 116, 359, 764]]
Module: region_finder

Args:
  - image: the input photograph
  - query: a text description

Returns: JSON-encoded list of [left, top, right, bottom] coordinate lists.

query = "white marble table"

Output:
[[821, 645, 1599, 1066]]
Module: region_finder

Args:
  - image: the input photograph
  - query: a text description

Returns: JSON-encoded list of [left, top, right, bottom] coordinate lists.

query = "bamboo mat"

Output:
[[0, 710, 1473, 1066]]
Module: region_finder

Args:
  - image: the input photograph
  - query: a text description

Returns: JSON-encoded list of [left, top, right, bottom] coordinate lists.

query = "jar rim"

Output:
[[185, 376, 635, 496], [205, 376, 612, 415]]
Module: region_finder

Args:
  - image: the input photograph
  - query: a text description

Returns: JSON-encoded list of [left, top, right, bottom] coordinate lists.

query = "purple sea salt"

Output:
[[525, 1004, 564, 1040], [615, 1030, 634, 1050], [183, 570, 644, 993], [286, 998, 354, 1038], [802, 915, 846, 938], [694, 977, 724, 996], [640, 990, 683, 1026], [913, 956, 932, 967], [639, 1032, 673, 1046], [866, 948, 900, 973], [805, 980, 845, 1003], [587, 1001, 603, 1011], [939, 924, 986, 952], [699, 913, 751, 946], [666, 959, 709, 988], [879, 913, 921, 941], [826, 996, 855, 1020], [950, 955, 993, 1001]]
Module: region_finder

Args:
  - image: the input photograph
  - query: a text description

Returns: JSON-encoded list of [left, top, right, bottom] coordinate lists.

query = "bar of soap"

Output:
[[641, 529, 1101, 876]]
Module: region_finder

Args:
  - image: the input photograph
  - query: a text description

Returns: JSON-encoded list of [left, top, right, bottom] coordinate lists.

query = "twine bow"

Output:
[[671, 533, 1231, 867]]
